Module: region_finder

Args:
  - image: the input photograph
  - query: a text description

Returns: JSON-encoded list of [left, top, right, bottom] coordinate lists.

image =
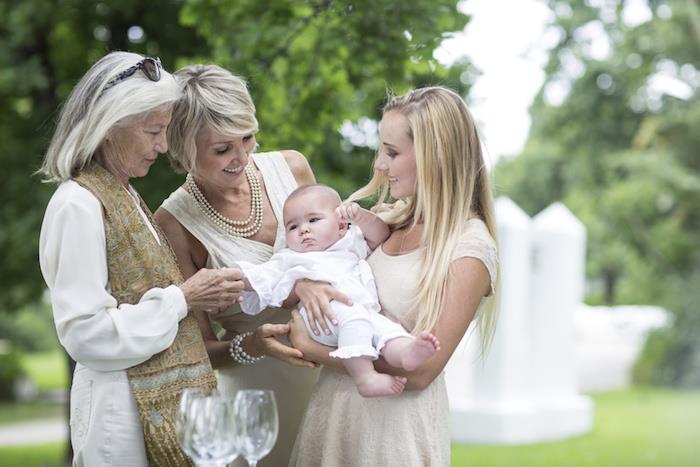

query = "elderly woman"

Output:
[[154, 64, 346, 466], [38, 52, 244, 467]]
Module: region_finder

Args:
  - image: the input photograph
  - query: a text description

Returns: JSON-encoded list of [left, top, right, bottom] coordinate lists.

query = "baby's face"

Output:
[[284, 192, 346, 252]]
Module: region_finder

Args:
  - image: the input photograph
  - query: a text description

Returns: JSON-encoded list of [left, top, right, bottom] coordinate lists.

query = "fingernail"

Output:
[[332, 319, 338, 325]]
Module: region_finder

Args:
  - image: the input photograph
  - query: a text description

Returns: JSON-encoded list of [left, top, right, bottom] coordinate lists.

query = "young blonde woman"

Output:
[[288, 86, 499, 466]]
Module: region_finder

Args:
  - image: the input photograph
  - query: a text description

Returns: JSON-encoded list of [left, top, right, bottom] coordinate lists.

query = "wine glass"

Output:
[[234, 389, 279, 467], [176, 387, 211, 460], [176, 388, 239, 467]]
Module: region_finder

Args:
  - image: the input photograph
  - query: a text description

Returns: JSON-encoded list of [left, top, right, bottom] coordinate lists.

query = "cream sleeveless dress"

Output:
[[160, 151, 320, 467], [290, 218, 498, 467]]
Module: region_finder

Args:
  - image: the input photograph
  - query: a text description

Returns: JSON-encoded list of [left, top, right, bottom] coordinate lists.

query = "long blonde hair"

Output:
[[350, 86, 498, 352]]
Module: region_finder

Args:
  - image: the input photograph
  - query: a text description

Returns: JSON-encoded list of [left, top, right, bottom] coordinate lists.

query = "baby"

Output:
[[235, 184, 440, 397]]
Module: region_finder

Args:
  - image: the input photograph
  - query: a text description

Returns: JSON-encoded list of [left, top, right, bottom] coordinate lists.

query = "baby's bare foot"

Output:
[[401, 331, 440, 371], [356, 373, 407, 398]]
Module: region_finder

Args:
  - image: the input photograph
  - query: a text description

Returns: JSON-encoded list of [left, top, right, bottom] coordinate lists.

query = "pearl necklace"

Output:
[[185, 165, 264, 238]]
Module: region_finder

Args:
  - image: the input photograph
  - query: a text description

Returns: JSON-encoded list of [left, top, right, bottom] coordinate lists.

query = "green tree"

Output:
[[496, 0, 700, 386], [178, 0, 473, 196], [0, 0, 209, 314], [1, 0, 474, 314]]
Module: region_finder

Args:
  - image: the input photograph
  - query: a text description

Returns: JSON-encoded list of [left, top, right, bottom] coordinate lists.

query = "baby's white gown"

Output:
[[237, 225, 410, 359]]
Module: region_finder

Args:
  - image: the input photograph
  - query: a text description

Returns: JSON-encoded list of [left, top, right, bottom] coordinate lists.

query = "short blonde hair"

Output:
[[350, 86, 499, 354], [39, 51, 181, 183], [167, 64, 258, 174]]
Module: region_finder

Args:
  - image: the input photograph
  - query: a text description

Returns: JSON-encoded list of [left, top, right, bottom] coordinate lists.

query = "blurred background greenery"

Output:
[[0, 0, 698, 465]]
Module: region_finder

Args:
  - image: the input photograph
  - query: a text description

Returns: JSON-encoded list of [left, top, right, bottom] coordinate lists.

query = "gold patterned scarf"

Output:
[[75, 162, 216, 467]]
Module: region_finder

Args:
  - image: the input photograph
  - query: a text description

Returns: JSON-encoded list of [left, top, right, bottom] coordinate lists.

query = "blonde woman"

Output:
[[38, 52, 243, 466], [288, 86, 499, 466], [153, 65, 347, 466]]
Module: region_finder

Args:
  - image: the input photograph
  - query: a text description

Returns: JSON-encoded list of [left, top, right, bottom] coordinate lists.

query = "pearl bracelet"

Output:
[[229, 331, 265, 365]]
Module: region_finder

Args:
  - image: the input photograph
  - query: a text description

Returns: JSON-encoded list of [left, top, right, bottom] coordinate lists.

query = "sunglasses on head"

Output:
[[100, 56, 162, 96]]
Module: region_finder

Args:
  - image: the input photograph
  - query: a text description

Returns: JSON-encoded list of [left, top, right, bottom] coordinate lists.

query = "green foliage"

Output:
[[0, 0, 472, 326], [0, 0, 209, 314], [633, 327, 676, 385], [22, 350, 68, 391], [495, 0, 700, 386], [0, 302, 60, 353], [634, 271, 700, 387], [0, 349, 25, 400], [178, 0, 473, 198], [138, 0, 475, 204]]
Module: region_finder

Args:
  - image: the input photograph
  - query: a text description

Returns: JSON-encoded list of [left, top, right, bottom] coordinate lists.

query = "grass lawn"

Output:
[[452, 387, 700, 466], [0, 443, 65, 467], [21, 350, 68, 392]]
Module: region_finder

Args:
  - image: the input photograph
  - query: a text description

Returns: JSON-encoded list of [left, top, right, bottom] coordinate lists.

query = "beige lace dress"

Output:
[[290, 218, 498, 467], [160, 151, 320, 467]]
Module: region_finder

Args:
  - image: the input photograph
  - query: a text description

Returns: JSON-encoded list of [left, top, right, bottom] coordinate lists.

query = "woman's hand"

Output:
[[287, 309, 316, 354], [288, 309, 341, 369], [293, 279, 352, 336], [179, 267, 244, 313], [247, 323, 316, 369]]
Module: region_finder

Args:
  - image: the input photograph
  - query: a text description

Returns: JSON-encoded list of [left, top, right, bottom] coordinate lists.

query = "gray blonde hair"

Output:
[[40, 51, 181, 183], [350, 86, 499, 355], [167, 64, 258, 174]]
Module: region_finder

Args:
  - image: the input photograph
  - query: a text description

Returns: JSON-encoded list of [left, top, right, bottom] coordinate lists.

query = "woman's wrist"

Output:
[[243, 333, 265, 358], [291, 336, 309, 355], [228, 332, 265, 364], [303, 341, 340, 369]]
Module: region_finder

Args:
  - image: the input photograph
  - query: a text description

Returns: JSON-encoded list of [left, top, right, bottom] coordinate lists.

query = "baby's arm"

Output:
[[234, 254, 287, 314], [336, 202, 390, 250]]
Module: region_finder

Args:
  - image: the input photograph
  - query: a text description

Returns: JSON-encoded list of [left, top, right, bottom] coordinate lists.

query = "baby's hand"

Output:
[[336, 202, 362, 222]]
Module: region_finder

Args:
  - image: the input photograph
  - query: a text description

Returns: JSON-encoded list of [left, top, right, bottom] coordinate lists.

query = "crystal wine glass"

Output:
[[234, 389, 279, 467], [176, 388, 239, 467]]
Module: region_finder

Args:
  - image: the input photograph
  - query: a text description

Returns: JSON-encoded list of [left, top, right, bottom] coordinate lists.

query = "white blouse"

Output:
[[39, 180, 187, 372]]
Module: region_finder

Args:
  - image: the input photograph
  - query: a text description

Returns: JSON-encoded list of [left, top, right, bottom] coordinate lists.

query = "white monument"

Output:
[[447, 198, 594, 444]]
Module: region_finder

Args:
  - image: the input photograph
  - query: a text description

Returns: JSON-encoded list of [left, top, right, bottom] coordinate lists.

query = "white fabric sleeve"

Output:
[[235, 255, 288, 315], [39, 182, 187, 372], [452, 221, 499, 297], [348, 225, 371, 259]]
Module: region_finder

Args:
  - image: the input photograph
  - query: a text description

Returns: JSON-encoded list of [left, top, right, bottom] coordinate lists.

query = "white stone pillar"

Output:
[[450, 196, 539, 443], [528, 202, 593, 440], [447, 199, 594, 444]]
